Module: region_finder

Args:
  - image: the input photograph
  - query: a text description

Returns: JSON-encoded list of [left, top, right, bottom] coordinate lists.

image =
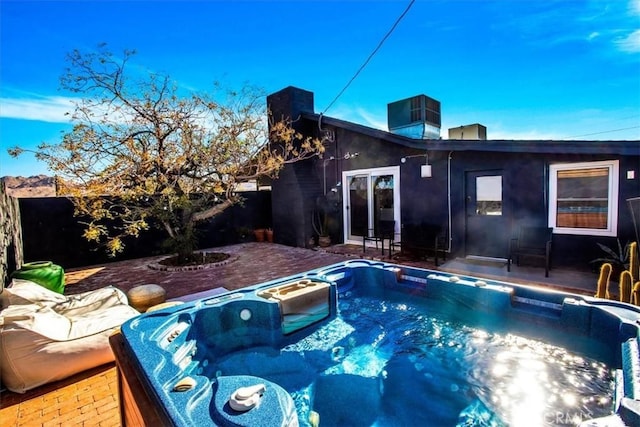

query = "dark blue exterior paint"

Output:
[[268, 86, 640, 269]]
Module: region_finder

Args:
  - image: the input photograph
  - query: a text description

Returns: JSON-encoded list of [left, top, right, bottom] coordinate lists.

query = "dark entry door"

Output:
[[465, 170, 509, 259]]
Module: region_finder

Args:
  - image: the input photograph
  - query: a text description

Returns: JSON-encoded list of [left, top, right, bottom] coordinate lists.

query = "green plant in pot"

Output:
[[236, 227, 252, 243], [312, 209, 331, 247]]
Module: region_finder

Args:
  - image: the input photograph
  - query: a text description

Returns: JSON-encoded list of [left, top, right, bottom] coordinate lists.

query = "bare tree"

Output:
[[9, 45, 323, 262]]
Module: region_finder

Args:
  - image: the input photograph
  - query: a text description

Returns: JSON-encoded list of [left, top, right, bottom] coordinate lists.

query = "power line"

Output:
[[564, 125, 640, 139], [321, 0, 416, 115]]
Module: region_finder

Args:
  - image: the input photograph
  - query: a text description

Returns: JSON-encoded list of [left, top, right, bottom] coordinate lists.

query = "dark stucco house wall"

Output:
[[268, 86, 640, 270]]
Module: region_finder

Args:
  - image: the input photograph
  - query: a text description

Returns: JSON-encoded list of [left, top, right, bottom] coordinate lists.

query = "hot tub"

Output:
[[115, 260, 640, 426]]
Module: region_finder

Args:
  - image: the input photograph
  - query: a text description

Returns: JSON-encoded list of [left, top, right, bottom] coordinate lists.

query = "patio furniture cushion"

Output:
[[0, 279, 139, 393], [127, 284, 166, 312]]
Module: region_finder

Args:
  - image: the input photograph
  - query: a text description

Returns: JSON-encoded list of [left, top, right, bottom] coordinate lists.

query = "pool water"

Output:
[[204, 287, 615, 426]]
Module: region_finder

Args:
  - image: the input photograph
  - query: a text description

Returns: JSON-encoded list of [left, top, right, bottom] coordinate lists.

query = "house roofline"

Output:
[[304, 112, 639, 156]]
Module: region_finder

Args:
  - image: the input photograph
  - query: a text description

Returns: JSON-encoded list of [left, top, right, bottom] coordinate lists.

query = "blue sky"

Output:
[[1, 0, 639, 177]]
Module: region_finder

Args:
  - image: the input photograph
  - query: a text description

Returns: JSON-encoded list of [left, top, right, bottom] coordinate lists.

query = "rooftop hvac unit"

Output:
[[387, 95, 441, 139]]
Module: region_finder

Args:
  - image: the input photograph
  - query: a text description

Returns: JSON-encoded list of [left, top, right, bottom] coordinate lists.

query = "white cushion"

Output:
[[0, 279, 139, 393], [1, 279, 67, 308]]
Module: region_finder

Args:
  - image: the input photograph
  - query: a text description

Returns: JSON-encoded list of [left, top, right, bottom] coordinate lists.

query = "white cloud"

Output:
[[355, 108, 387, 131], [322, 104, 388, 132], [615, 29, 640, 53], [0, 96, 76, 123]]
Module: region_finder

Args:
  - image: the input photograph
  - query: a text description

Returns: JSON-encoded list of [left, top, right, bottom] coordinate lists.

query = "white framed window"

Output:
[[548, 160, 619, 236]]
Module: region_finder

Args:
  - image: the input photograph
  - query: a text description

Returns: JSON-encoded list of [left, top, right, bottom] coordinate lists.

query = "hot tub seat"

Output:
[[0, 279, 139, 393]]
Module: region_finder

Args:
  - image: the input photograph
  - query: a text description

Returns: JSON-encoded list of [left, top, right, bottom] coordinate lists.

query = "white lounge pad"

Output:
[[0, 279, 139, 393]]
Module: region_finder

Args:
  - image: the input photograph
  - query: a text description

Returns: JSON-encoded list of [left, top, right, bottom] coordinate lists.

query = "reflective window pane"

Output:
[[476, 175, 502, 216], [556, 167, 609, 229]]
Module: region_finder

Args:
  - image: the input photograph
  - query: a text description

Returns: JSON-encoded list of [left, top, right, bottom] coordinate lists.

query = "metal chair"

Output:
[[508, 226, 553, 277], [363, 220, 395, 256]]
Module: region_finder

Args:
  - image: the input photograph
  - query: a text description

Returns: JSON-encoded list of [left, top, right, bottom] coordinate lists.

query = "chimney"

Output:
[[387, 95, 441, 139], [267, 86, 315, 123]]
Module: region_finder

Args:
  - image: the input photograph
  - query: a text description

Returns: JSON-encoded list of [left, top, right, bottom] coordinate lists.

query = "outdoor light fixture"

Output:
[[400, 153, 432, 178], [322, 152, 359, 194], [421, 153, 432, 178]]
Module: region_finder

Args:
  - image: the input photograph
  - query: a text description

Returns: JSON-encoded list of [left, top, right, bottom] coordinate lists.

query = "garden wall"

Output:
[[19, 191, 271, 269]]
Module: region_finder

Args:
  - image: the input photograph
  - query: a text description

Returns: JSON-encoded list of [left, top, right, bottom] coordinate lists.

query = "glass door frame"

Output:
[[342, 166, 401, 246]]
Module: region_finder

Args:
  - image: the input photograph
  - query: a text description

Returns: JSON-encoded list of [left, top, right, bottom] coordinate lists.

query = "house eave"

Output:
[[304, 113, 639, 156]]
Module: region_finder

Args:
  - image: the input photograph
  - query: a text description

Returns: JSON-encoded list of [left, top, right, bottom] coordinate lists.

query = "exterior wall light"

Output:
[[401, 153, 432, 178], [421, 163, 432, 178]]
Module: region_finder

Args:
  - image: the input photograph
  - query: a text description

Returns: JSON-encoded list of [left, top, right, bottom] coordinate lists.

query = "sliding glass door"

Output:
[[343, 167, 400, 244]]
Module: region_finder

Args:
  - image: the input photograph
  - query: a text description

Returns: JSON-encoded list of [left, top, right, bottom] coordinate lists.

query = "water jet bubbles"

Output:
[[331, 346, 345, 362], [450, 383, 459, 392], [378, 373, 385, 395]]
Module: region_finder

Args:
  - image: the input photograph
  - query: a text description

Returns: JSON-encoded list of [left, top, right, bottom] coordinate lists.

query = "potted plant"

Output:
[[312, 209, 331, 247], [253, 228, 265, 242], [236, 227, 252, 243], [265, 228, 274, 243]]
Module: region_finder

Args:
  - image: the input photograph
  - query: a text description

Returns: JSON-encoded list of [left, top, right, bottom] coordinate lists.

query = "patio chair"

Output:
[[0, 279, 139, 393], [363, 220, 395, 256], [391, 223, 446, 266], [508, 226, 553, 277]]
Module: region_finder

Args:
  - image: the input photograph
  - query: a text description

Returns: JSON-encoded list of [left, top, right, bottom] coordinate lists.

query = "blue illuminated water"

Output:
[[208, 288, 615, 426]]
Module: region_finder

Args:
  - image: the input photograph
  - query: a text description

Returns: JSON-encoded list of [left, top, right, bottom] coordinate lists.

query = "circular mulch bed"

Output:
[[148, 251, 236, 272]]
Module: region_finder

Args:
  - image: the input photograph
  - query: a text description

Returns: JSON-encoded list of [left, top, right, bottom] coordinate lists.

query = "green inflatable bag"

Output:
[[11, 261, 66, 294]]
